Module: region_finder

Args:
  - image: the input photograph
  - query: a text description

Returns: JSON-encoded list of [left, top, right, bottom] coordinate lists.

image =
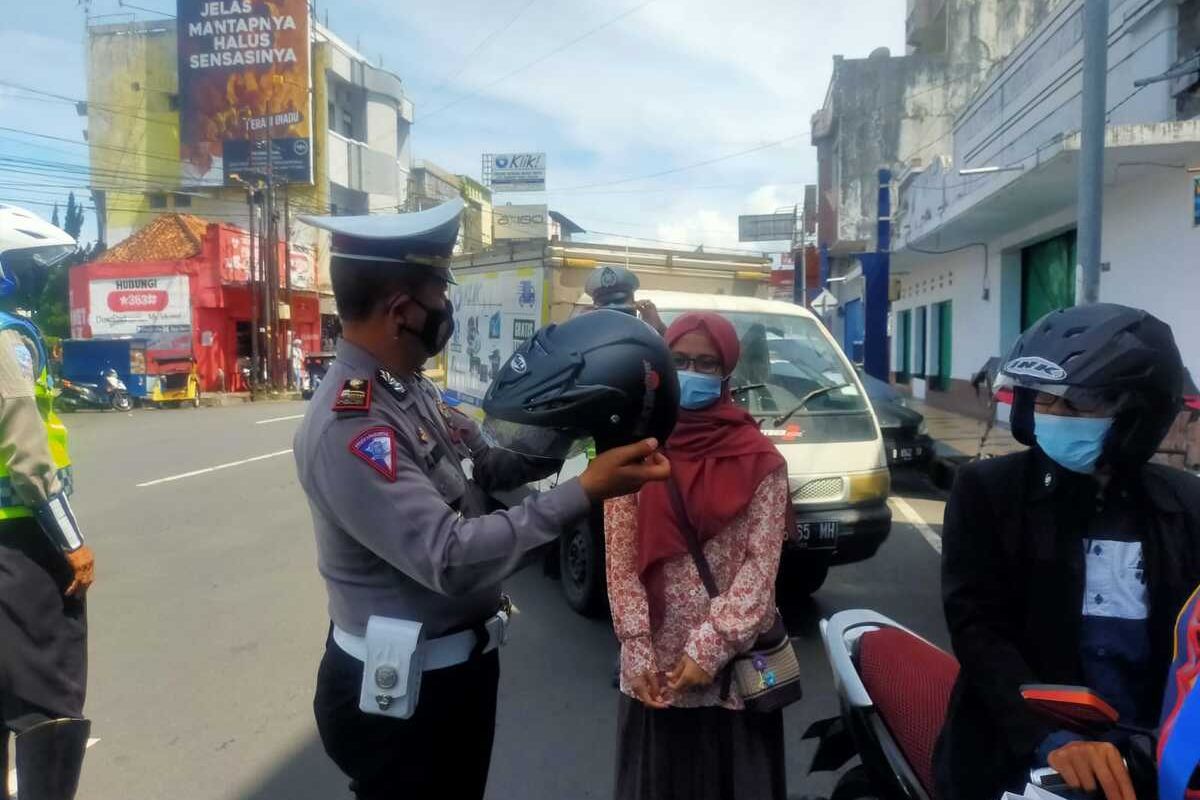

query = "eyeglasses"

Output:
[[1033, 390, 1117, 416], [671, 353, 723, 375]]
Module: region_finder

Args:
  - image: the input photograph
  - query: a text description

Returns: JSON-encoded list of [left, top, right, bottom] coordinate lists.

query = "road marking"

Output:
[[890, 496, 942, 555], [255, 413, 305, 425], [8, 739, 99, 796], [136, 449, 294, 488]]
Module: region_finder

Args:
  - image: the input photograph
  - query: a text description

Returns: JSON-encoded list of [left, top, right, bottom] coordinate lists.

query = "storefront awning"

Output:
[[896, 122, 1200, 254]]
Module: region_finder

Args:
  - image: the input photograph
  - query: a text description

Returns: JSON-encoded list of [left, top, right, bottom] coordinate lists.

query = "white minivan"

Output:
[[552, 290, 892, 615]]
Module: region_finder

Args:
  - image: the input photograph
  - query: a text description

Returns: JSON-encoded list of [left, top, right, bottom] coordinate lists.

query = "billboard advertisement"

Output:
[[493, 204, 550, 240], [487, 153, 546, 192], [88, 275, 193, 352], [446, 267, 545, 407], [177, 0, 313, 186]]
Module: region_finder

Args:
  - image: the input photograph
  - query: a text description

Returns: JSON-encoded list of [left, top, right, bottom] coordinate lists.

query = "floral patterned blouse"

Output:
[[604, 468, 789, 710]]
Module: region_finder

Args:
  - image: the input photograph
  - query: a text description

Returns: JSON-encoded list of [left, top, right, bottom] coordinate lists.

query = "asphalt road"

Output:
[[38, 401, 949, 800]]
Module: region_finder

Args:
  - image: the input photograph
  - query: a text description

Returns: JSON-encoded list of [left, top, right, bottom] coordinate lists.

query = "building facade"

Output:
[[812, 0, 1074, 364], [84, 17, 413, 318], [891, 0, 1200, 417]]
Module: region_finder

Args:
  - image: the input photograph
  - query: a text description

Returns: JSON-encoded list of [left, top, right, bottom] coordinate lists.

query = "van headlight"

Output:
[[848, 469, 891, 503]]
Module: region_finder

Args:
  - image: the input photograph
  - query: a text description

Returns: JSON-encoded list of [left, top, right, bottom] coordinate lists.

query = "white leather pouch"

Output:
[[359, 616, 425, 720]]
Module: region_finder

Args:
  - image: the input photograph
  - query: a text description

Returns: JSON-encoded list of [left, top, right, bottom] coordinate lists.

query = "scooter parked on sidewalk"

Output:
[[57, 368, 132, 412]]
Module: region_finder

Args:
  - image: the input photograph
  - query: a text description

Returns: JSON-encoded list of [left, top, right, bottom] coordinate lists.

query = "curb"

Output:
[[198, 392, 302, 408]]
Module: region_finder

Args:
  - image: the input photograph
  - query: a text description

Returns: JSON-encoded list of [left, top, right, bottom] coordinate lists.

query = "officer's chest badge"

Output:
[[417, 426, 430, 443], [333, 378, 372, 412], [376, 369, 408, 401], [350, 426, 398, 481]]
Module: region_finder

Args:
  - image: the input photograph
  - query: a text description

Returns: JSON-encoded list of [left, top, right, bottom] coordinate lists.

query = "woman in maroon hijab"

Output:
[[606, 312, 791, 800]]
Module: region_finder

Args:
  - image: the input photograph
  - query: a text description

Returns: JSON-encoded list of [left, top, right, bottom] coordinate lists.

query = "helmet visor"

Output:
[[481, 416, 592, 461]]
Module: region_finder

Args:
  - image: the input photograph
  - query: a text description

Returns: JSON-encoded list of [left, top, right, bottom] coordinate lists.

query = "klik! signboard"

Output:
[[177, 0, 313, 186]]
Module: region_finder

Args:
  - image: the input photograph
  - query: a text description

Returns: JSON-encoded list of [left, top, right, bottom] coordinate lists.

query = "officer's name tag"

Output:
[[360, 616, 425, 720]]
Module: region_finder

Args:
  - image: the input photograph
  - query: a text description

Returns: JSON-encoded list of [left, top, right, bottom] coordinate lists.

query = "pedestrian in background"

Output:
[[606, 311, 790, 800], [289, 336, 304, 392]]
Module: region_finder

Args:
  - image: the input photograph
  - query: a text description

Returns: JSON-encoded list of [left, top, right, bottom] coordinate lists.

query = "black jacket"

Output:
[[934, 449, 1200, 800]]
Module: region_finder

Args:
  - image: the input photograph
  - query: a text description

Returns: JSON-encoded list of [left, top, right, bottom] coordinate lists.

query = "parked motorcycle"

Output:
[[805, 610, 1168, 800], [58, 368, 133, 412], [804, 609, 957, 800]]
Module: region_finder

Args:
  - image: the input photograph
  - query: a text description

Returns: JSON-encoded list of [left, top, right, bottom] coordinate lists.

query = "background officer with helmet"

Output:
[[0, 205, 93, 800], [935, 303, 1200, 800], [293, 199, 672, 800], [586, 264, 667, 335]]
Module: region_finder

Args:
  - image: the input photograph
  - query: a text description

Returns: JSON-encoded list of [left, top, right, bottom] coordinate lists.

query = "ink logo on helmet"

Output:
[[1005, 356, 1068, 382], [511, 354, 528, 374], [600, 267, 617, 288]]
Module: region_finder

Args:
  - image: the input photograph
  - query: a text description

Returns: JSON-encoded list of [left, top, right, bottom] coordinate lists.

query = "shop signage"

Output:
[[486, 152, 546, 192], [89, 275, 192, 351], [493, 204, 550, 240]]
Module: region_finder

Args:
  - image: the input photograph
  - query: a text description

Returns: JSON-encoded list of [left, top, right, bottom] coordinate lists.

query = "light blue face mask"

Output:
[[678, 371, 723, 410], [1033, 412, 1115, 474]]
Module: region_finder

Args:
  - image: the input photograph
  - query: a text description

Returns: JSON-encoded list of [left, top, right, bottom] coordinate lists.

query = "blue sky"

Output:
[[0, 0, 904, 250]]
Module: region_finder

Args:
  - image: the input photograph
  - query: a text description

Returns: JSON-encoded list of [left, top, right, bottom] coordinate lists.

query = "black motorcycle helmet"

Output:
[[482, 309, 678, 455], [998, 303, 1183, 468]]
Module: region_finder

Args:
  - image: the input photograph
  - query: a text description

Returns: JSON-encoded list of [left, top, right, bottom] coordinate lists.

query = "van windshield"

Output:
[[658, 310, 869, 420]]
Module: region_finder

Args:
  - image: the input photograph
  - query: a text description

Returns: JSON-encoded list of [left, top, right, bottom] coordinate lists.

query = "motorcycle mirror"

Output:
[[1020, 684, 1120, 735]]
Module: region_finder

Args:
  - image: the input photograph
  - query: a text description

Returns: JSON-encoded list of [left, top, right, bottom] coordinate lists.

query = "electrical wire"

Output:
[[421, 0, 657, 120], [425, 0, 540, 97]]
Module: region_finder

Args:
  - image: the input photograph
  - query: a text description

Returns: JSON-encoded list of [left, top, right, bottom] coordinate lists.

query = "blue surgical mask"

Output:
[[1034, 412, 1115, 474], [678, 371, 722, 410]]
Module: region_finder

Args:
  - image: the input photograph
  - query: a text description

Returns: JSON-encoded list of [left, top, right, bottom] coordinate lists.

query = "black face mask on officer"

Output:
[[396, 296, 455, 357]]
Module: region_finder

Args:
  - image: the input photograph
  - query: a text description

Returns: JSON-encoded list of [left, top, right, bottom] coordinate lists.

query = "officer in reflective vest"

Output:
[[0, 205, 92, 800]]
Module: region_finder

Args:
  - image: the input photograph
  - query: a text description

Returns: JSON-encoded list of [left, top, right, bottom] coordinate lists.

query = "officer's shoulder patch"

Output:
[[349, 426, 397, 481], [333, 378, 371, 412]]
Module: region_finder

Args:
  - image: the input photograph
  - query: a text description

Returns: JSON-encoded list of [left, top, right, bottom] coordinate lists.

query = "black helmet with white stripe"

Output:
[[998, 303, 1183, 467]]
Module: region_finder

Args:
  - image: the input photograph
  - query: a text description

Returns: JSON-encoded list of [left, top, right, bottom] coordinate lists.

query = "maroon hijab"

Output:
[[636, 312, 786, 579]]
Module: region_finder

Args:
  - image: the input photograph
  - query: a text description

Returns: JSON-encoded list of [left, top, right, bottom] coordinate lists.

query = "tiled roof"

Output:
[[96, 213, 210, 263]]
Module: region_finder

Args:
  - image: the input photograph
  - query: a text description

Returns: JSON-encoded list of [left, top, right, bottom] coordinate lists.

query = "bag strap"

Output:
[[665, 474, 734, 700], [664, 476, 719, 599]]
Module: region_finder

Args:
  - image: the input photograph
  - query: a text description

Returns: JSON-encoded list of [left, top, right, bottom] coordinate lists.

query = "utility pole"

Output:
[[1077, 0, 1109, 304], [283, 183, 294, 389], [248, 184, 259, 394], [264, 111, 278, 391]]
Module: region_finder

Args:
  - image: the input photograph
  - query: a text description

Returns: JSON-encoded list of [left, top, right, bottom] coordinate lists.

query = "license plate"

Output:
[[794, 521, 839, 549]]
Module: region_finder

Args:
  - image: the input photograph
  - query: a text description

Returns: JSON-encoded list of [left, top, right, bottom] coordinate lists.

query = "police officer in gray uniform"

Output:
[[585, 265, 666, 335], [294, 199, 670, 800]]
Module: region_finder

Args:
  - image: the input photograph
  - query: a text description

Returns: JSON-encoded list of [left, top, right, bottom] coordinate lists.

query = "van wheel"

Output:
[[559, 507, 608, 618], [777, 556, 829, 606]]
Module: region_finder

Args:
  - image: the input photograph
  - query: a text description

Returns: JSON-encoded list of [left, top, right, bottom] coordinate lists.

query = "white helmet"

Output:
[[0, 204, 77, 299]]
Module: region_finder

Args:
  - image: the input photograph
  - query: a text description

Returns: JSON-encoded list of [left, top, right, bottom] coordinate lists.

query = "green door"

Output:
[[1022, 231, 1077, 330], [897, 309, 912, 382], [937, 301, 953, 391]]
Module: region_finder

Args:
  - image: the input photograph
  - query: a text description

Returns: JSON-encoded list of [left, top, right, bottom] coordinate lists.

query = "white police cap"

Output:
[[298, 199, 464, 283]]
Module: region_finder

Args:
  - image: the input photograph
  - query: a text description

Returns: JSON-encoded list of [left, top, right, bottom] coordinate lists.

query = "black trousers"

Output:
[[0, 520, 88, 800], [313, 631, 500, 800]]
